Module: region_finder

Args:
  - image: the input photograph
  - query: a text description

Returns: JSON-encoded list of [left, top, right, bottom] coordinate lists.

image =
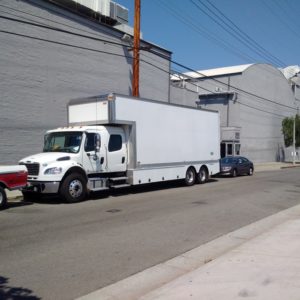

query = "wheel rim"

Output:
[[249, 168, 253, 175], [68, 179, 83, 198], [186, 169, 195, 184], [233, 170, 237, 177], [200, 169, 206, 182]]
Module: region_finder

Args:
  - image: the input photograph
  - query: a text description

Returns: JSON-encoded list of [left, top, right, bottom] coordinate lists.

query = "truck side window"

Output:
[[85, 133, 99, 152], [108, 135, 122, 152]]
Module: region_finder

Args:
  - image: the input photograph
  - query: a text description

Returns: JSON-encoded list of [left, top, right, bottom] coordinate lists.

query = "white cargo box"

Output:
[[68, 93, 220, 180]]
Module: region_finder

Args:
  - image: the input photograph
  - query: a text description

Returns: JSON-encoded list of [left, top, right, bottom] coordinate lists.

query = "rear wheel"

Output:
[[0, 186, 7, 210], [184, 167, 196, 186], [197, 167, 208, 184], [60, 173, 87, 203]]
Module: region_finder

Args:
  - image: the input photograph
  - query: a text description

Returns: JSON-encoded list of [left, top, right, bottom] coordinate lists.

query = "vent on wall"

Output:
[[74, 0, 110, 17], [110, 1, 128, 24], [47, 0, 129, 26]]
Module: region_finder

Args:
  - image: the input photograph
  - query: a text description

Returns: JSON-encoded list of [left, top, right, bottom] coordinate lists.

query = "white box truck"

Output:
[[20, 93, 220, 202]]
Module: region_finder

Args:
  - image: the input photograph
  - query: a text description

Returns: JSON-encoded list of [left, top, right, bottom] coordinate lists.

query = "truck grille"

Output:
[[21, 163, 40, 176]]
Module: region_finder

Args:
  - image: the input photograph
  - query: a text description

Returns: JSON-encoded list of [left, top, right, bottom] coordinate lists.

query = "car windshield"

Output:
[[221, 157, 237, 164], [43, 132, 83, 153]]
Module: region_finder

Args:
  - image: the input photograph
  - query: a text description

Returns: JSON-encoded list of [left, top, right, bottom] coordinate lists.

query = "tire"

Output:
[[197, 167, 208, 184], [60, 173, 87, 203], [248, 167, 254, 176], [184, 167, 196, 186], [0, 186, 7, 210], [232, 169, 237, 177]]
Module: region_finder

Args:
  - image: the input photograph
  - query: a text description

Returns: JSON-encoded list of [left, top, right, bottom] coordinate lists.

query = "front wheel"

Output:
[[248, 167, 254, 176], [232, 169, 237, 177], [60, 173, 87, 203], [0, 186, 7, 210], [184, 167, 196, 186]]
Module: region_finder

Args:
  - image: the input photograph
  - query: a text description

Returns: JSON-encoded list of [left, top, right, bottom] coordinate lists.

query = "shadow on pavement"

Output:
[[12, 178, 220, 205], [0, 276, 41, 300], [5, 201, 34, 209], [90, 178, 219, 200]]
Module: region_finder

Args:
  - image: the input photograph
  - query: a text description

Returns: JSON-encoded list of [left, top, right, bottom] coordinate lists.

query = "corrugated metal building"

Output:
[[171, 63, 299, 163], [0, 0, 172, 163]]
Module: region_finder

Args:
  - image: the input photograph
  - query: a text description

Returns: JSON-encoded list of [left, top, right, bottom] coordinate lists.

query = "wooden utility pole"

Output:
[[132, 0, 141, 97]]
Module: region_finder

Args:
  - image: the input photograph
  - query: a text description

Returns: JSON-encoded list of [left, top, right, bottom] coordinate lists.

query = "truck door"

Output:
[[106, 132, 127, 173], [83, 132, 104, 174]]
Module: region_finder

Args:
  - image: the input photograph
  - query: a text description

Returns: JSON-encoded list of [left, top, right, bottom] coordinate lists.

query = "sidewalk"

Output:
[[78, 204, 300, 300]]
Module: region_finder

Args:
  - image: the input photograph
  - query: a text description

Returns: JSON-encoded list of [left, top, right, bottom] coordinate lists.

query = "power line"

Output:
[[0, 29, 290, 119], [0, 4, 114, 41], [171, 69, 290, 118], [0, 15, 128, 48], [236, 100, 287, 118], [190, 0, 285, 67], [262, 0, 300, 41], [167, 58, 297, 111], [155, 0, 291, 84], [203, 0, 286, 67], [154, 0, 257, 63], [0, 11, 297, 113], [0, 7, 171, 69]]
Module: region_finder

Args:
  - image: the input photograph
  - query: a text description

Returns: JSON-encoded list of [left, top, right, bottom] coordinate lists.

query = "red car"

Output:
[[0, 165, 28, 209]]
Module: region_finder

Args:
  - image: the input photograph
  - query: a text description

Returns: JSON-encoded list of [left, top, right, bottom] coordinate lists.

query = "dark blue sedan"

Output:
[[220, 156, 254, 177]]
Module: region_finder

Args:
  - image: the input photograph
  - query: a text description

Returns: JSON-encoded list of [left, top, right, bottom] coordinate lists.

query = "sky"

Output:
[[116, 0, 300, 72]]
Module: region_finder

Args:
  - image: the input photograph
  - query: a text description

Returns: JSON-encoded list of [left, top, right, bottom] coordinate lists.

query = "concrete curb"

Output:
[[77, 204, 300, 300]]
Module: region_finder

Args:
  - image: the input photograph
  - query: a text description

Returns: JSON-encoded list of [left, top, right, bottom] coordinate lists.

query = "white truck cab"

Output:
[[20, 93, 220, 203], [20, 125, 128, 202]]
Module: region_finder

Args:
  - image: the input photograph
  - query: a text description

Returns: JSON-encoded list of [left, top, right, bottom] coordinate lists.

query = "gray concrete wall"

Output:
[[170, 64, 296, 163], [236, 64, 295, 162], [0, 0, 171, 164]]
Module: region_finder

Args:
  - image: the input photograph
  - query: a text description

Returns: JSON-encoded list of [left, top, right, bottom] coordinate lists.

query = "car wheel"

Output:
[[248, 167, 253, 176], [197, 167, 208, 184], [60, 173, 87, 203], [232, 169, 237, 177], [0, 186, 7, 210], [184, 167, 196, 186]]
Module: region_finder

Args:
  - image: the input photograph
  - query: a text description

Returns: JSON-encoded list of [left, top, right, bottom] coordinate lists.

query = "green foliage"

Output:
[[282, 115, 300, 147]]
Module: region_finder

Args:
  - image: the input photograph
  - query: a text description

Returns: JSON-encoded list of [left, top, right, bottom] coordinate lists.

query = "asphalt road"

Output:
[[1, 168, 300, 300]]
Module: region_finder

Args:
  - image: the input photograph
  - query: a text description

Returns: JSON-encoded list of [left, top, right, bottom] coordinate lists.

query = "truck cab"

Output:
[[20, 125, 128, 202]]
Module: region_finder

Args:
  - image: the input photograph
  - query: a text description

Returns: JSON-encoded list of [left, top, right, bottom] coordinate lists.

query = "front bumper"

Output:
[[22, 181, 60, 194]]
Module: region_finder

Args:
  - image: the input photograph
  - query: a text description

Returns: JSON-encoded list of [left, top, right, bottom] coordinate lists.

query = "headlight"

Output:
[[44, 167, 63, 175]]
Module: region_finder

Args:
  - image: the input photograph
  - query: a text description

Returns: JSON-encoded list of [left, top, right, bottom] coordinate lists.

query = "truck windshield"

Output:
[[43, 132, 83, 153]]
